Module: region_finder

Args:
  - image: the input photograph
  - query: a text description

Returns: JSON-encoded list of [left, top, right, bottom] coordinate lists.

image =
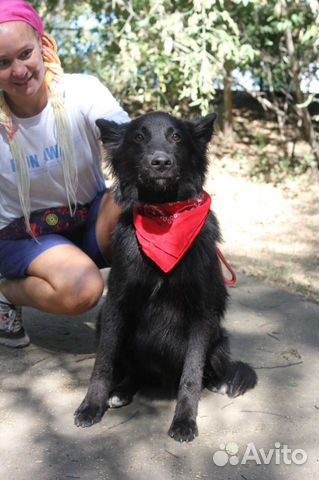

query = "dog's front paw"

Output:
[[168, 418, 198, 443], [74, 399, 107, 428]]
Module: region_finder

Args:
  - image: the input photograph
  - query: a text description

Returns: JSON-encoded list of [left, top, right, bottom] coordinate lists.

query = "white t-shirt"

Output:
[[0, 73, 130, 230]]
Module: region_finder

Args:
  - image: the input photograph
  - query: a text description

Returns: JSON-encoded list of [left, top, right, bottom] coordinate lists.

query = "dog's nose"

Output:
[[150, 154, 173, 171]]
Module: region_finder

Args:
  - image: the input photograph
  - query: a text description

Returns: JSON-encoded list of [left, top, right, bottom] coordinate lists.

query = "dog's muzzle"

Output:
[[138, 151, 179, 190], [148, 152, 174, 173]]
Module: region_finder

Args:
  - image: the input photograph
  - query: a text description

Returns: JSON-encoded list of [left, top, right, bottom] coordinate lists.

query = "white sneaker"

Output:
[[0, 302, 30, 348]]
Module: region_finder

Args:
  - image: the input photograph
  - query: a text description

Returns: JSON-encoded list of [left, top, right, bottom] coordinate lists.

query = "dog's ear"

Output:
[[96, 119, 128, 149], [191, 113, 217, 143]]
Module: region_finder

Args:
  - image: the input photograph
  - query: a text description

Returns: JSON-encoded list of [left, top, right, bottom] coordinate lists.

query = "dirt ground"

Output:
[[206, 130, 319, 303], [2, 277, 318, 480]]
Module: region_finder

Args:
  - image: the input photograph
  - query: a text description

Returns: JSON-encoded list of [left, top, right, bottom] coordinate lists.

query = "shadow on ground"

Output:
[[0, 273, 318, 480]]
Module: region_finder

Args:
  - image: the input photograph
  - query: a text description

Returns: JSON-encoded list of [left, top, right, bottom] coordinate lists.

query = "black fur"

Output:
[[74, 112, 257, 442]]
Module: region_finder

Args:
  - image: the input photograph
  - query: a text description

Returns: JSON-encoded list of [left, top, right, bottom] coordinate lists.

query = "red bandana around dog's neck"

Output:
[[133, 191, 211, 273]]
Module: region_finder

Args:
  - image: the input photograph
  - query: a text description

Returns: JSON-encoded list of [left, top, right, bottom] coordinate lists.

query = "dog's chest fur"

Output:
[[107, 208, 227, 373]]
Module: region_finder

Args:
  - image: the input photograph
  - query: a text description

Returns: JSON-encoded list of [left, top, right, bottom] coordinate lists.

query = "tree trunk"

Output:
[[223, 62, 233, 140], [281, 0, 319, 168]]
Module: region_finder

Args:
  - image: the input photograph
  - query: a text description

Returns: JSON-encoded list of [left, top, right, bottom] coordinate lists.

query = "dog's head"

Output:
[[96, 111, 216, 204]]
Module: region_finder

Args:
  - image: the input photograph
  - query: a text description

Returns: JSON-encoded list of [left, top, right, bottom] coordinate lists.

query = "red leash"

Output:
[[216, 246, 237, 287]]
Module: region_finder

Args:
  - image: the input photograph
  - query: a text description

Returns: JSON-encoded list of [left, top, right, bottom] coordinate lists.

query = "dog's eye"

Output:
[[134, 133, 144, 143], [171, 132, 181, 143]]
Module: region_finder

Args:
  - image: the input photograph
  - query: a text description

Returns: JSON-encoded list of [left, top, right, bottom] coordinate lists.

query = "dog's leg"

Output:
[[168, 327, 209, 443], [74, 299, 123, 427], [204, 328, 257, 397]]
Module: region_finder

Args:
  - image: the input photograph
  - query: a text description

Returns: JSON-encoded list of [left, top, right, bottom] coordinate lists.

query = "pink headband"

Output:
[[0, 0, 44, 35]]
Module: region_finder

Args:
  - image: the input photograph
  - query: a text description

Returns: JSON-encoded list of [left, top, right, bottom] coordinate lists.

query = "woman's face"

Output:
[[0, 21, 45, 101]]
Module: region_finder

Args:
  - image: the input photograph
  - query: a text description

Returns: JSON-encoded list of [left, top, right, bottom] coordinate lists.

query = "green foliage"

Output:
[[28, 0, 319, 174], [251, 150, 314, 183], [29, 1, 318, 112], [242, 0, 319, 94], [29, 0, 258, 115]]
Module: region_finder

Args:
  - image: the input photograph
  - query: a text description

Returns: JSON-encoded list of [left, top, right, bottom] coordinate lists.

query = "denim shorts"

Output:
[[0, 190, 110, 279]]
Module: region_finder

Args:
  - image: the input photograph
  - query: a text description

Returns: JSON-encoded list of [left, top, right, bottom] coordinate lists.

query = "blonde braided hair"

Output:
[[0, 32, 78, 237]]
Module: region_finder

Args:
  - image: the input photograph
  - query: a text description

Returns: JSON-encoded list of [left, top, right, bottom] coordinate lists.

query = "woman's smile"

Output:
[[12, 74, 34, 86]]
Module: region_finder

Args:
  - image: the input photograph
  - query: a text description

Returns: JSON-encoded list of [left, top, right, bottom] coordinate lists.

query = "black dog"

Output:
[[74, 112, 257, 442]]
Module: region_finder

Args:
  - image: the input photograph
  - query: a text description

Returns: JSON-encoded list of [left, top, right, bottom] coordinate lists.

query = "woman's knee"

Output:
[[56, 267, 104, 315], [26, 244, 105, 315]]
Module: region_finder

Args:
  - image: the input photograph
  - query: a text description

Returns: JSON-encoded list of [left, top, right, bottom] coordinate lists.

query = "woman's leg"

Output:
[[0, 244, 104, 315], [0, 190, 120, 316]]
